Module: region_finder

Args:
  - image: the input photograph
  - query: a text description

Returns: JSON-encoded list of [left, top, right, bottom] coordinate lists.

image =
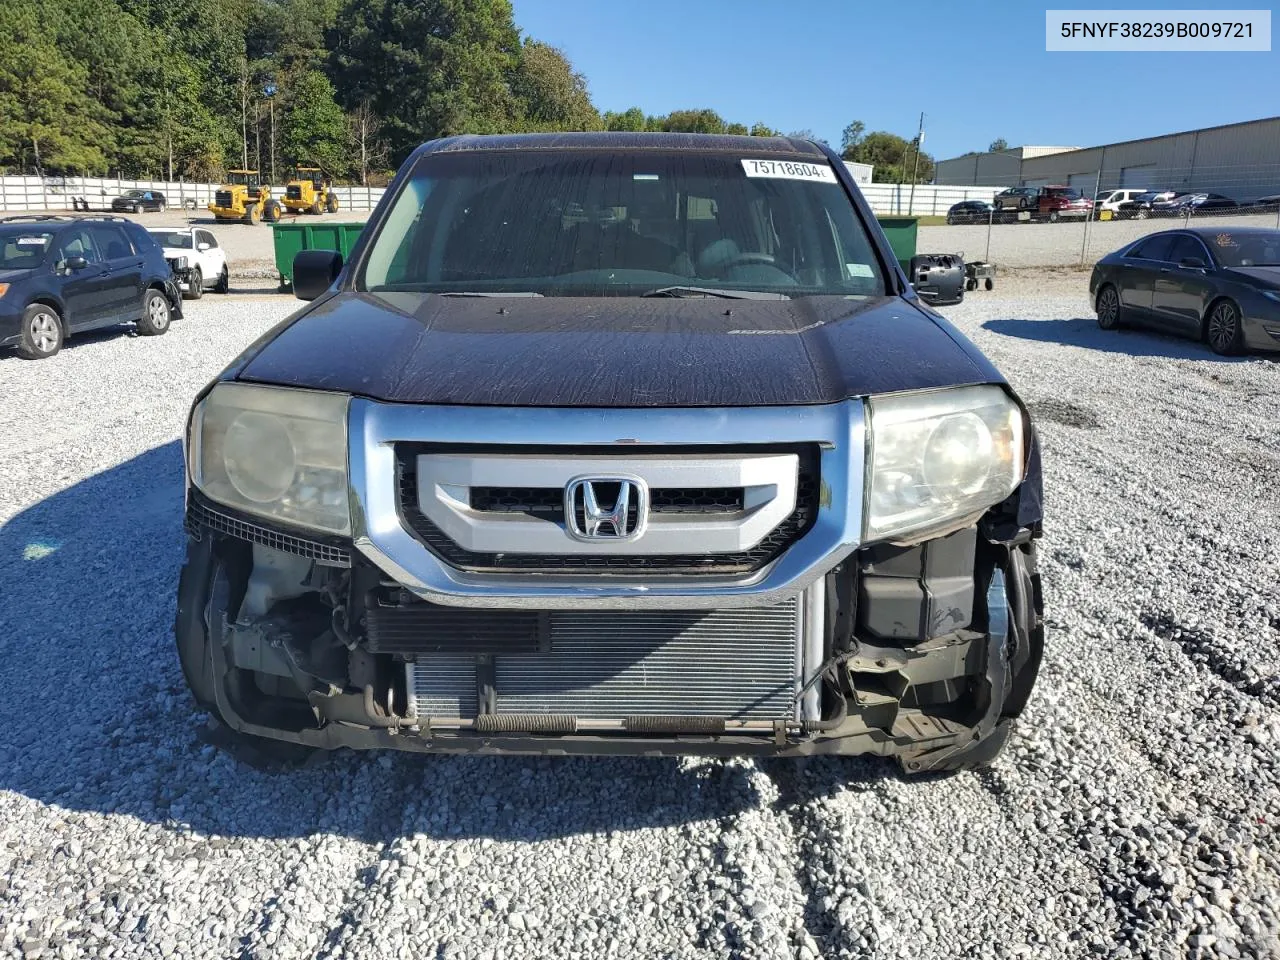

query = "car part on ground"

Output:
[[965, 259, 996, 291], [909, 253, 966, 306]]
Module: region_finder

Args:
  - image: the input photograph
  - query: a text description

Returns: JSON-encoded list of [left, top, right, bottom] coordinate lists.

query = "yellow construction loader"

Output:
[[208, 170, 281, 224], [281, 166, 340, 215]]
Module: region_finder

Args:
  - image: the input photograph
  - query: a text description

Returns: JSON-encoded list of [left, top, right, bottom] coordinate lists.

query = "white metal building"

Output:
[[843, 161, 873, 184], [935, 117, 1280, 201]]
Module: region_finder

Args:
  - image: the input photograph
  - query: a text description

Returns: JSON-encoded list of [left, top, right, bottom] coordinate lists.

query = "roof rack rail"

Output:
[[0, 213, 131, 224], [0, 214, 72, 223]]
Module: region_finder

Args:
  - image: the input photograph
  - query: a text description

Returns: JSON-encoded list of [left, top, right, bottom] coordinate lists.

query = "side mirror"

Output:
[[197, 242, 211, 251], [1179, 257, 1207, 269], [293, 249, 344, 301], [65, 256, 88, 271]]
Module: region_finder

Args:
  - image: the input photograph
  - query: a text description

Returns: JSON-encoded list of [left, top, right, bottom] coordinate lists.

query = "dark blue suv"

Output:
[[0, 215, 184, 360]]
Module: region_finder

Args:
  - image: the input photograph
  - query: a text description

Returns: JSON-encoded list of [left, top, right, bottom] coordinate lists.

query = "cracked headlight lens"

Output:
[[189, 382, 350, 535], [865, 385, 1024, 542]]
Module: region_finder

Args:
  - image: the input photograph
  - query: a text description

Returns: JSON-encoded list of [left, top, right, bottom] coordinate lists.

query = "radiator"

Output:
[[405, 599, 802, 722]]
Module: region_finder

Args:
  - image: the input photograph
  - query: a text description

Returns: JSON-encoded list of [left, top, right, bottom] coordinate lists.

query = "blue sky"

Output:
[[510, 0, 1277, 160]]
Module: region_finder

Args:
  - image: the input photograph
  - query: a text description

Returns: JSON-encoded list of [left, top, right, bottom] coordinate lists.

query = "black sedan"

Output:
[[946, 200, 993, 225], [1089, 228, 1280, 355], [1114, 191, 1175, 219], [111, 190, 167, 213], [1152, 193, 1238, 217]]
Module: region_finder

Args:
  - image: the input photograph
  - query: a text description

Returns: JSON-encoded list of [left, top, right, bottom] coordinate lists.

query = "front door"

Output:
[[1152, 235, 1215, 333], [88, 223, 144, 322], [1116, 233, 1175, 316], [55, 227, 111, 329]]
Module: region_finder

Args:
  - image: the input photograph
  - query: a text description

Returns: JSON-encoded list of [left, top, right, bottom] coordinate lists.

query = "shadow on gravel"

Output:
[[983, 316, 1264, 362], [0, 442, 764, 844], [0, 323, 140, 363]]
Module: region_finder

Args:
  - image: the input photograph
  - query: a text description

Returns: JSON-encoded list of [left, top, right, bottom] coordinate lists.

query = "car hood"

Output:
[[159, 247, 192, 259], [1226, 266, 1280, 289], [0, 268, 34, 283], [234, 292, 1001, 407]]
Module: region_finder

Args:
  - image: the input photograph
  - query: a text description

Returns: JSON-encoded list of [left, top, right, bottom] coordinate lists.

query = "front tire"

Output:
[[137, 289, 171, 336], [245, 202, 260, 226], [17, 304, 64, 359], [1096, 284, 1123, 330], [214, 266, 230, 294], [263, 199, 282, 223], [1205, 300, 1243, 356], [325, 192, 339, 214], [156, 200, 166, 213], [309, 200, 323, 216], [186, 267, 203, 300], [1135, 208, 1150, 220], [1048, 210, 1059, 223]]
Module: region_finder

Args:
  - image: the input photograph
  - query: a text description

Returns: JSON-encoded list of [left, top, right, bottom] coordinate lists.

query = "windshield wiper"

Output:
[[433, 290, 544, 297], [641, 285, 790, 300]]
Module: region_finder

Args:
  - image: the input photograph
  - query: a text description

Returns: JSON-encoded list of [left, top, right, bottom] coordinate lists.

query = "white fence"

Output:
[[0, 176, 387, 213], [858, 183, 1000, 217]]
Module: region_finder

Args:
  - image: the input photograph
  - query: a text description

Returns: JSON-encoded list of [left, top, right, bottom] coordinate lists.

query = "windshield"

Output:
[[149, 230, 192, 249], [0, 230, 53, 269], [1210, 230, 1280, 267], [360, 150, 886, 298]]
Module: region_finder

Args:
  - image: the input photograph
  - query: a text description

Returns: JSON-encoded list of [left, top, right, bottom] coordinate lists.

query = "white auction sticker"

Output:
[[741, 159, 837, 182], [15, 236, 48, 246]]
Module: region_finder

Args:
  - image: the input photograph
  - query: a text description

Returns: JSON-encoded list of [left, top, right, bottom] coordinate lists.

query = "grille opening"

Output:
[[470, 486, 745, 520], [396, 444, 820, 575]]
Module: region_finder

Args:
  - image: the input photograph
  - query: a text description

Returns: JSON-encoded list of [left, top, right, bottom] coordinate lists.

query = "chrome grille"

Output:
[[396, 445, 820, 575], [408, 598, 800, 721]]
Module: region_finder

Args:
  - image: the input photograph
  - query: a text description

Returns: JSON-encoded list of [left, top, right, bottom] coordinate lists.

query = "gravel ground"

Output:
[[1, 283, 1278, 960]]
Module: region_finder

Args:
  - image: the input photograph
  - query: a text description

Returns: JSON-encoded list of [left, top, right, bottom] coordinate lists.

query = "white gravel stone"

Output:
[[0, 285, 1277, 959]]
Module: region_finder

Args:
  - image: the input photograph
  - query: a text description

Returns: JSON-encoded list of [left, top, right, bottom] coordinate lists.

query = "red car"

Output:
[[1037, 186, 1094, 222]]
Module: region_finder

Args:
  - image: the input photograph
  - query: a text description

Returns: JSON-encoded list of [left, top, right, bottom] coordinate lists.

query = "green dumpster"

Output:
[[875, 216, 919, 276], [272, 221, 366, 292]]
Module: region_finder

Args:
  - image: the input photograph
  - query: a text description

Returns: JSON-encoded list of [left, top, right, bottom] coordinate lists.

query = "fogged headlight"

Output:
[[865, 385, 1024, 542], [189, 383, 351, 535]]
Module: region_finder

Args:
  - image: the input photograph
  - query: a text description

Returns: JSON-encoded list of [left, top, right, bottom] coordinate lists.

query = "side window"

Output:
[[58, 227, 100, 264], [1168, 235, 1210, 264], [1129, 235, 1175, 262], [199, 230, 218, 248], [89, 224, 133, 261], [124, 222, 158, 253]]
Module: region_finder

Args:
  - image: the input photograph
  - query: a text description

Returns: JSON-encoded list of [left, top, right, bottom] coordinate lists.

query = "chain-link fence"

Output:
[[906, 159, 1280, 268]]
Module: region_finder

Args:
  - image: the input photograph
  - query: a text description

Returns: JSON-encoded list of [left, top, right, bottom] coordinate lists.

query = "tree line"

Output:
[[0, 0, 937, 185]]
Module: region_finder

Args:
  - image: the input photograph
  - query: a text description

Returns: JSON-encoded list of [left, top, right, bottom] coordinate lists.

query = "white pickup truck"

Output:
[[147, 226, 229, 299]]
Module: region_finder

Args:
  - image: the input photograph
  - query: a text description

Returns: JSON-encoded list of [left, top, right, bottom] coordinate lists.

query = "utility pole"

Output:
[[264, 82, 278, 185], [907, 112, 925, 216], [1080, 145, 1106, 267]]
